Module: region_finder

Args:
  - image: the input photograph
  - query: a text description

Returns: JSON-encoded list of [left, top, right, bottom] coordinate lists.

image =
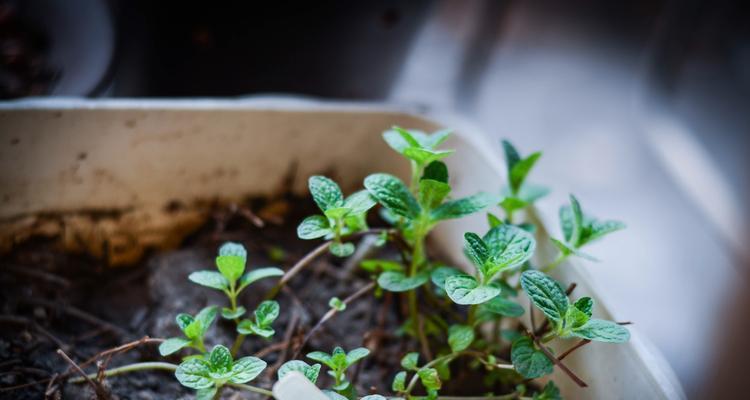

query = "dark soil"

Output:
[[0, 195, 520, 399]]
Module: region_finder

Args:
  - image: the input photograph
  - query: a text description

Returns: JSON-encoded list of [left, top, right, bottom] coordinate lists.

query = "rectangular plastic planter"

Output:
[[0, 98, 685, 399]]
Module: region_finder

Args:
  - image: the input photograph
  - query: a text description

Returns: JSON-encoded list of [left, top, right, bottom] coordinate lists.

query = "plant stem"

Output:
[[408, 229, 431, 360], [230, 334, 246, 357], [542, 254, 567, 273], [404, 351, 513, 396], [226, 382, 274, 396]]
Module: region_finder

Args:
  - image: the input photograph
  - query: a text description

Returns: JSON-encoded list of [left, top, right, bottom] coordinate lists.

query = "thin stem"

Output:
[[404, 351, 513, 395], [558, 339, 591, 361], [264, 241, 331, 300], [68, 362, 178, 383], [226, 382, 274, 396], [230, 334, 246, 357], [542, 254, 568, 273]]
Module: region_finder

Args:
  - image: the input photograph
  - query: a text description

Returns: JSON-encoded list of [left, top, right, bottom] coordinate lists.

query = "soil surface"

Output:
[[0, 195, 520, 399]]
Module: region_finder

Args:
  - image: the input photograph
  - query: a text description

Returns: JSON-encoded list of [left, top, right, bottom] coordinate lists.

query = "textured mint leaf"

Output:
[[400, 352, 419, 371], [175, 358, 213, 389], [445, 275, 501, 305], [343, 190, 376, 214], [572, 319, 630, 343], [208, 345, 233, 372], [254, 300, 280, 327], [392, 371, 407, 391], [561, 195, 584, 245], [501, 140, 521, 172], [360, 259, 404, 273], [378, 271, 429, 292], [221, 306, 246, 320], [278, 360, 321, 384], [364, 173, 421, 219], [215, 255, 245, 283], [482, 224, 536, 276], [195, 306, 218, 337], [306, 351, 333, 368], [345, 347, 370, 366], [297, 215, 331, 240], [574, 297, 593, 317], [464, 232, 489, 268], [511, 336, 553, 379], [448, 324, 475, 352], [175, 314, 194, 332], [329, 241, 355, 257], [562, 305, 590, 331], [309, 175, 344, 212], [159, 337, 192, 356], [418, 179, 451, 210], [328, 297, 346, 311], [237, 319, 271, 338], [520, 271, 569, 324], [534, 381, 562, 400], [238, 267, 284, 291], [430, 266, 463, 289], [229, 356, 266, 383], [480, 296, 525, 317], [219, 242, 247, 260], [422, 160, 448, 183], [188, 271, 229, 290], [580, 219, 626, 246], [183, 320, 203, 340], [431, 192, 495, 221], [418, 368, 442, 390], [510, 152, 541, 194], [196, 387, 217, 400]]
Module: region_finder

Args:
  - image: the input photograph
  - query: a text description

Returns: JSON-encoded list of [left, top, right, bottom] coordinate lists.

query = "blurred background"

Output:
[[1, 0, 748, 397]]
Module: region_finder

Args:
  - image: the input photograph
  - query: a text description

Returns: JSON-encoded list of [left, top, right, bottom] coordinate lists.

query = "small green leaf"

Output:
[[324, 207, 351, 220], [422, 160, 448, 183], [510, 152, 541, 194], [500, 196, 528, 214], [278, 360, 321, 384], [534, 381, 562, 400], [330, 241, 355, 257], [400, 352, 419, 371], [221, 306, 246, 320], [208, 345, 233, 372], [159, 337, 192, 356], [183, 320, 203, 340], [482, 224, 537, 277], [175, 314, 194, 331], [561, 195, 584, 245], [418, 179, 451, 210], [345, 347, 370, 366], [502, 140, 521, 172], [196, 387, 217, 400], [562, 305, 590, 331], [572, 319, 630, 343], [448, 325, 475, 352], [309, 176, 344, 212], [431, 192, 495, 221], [329, 297, 346, 311], [404, 147, 454, 165], [480, 296, 525, 317], [580, 219, 626, 246], [463, 232, 489, 267], [238, 267, 284, 291], [195, 306, 218, 336], [219, 242, 247, 259], [297, 215, 332, 239], [361, 395, 386, 400], [444, 275, 501, 305], [330, 347, 347, 369], [520, 271, 569, 324], [306, 351, 333, 368], [254, 300, 280, 327], [343, 190, 376, 214], [392, 371, 407, 392], [430, 266, 463, 289], [487, 212, 502, 228], [216, 255, 245, 283], [418, 368, 442, 391], [360, 259, 404, 273], [323, 390, 349, 400], [574, 297, 593, 317], [229, 356, 266, 383], [175, 358, 213, 389], [364, 173, 421, 219], [511, 336, 553, 379], [423, 129, 451, 148], [188, 271, 229, 291], [378, 271, 429, 292]]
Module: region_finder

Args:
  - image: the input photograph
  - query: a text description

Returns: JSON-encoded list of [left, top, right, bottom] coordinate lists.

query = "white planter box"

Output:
[[0, 98, 684, 399]]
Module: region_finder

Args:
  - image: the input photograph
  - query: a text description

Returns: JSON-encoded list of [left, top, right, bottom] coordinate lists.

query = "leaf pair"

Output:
[[236, 300, 280, 338], [392, 352, 441, 399], [307, 347, 370, 393], [175, 344, 266, 397], [554, 195, 625, 260], [499, 140, 549, 216], [383, 126, 454, 166], [159, 306, 217, 356], [298, 176, 376, 257], [521, 270, 630, 342], [278, 360, 322, 384], [443, 225, 536, 305]]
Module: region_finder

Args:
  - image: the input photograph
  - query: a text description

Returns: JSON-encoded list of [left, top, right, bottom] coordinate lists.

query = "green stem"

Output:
[[403, 351, 513, 395], [226, 382, 274, 396], [230, 334, 246, 357], [410, 160, 422, 193], [542, 254, 567, 273]]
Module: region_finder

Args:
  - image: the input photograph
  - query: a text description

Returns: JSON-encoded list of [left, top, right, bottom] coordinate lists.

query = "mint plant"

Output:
[[175, 344, 266, 400], [494, 140, 549, 223], [306, 347, 370, 398]]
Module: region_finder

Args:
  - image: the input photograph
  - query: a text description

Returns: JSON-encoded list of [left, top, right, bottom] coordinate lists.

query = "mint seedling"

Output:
[[297, 175, 376, 257], [175, 344, 266, 400], [494, 140, 549, 223], [159, 306, 218, 356], [278, 360, 322, 384], [236, 300, 280, 338], [306, 346, 370, 396]]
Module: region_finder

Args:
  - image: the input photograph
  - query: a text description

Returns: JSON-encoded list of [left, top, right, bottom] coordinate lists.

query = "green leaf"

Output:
[[329, 297, 346, 311], [487, 212, 502, 228], [364, 173, 420, 219], [520, 271, 569, 324], [330, 347, 347, 369], [309, 175, 344, 212], [517, 184, 549, 204], [444, 275, 500, 305], [562, 305, 590, 331], [422, 161, 448, 183], [580, 219, 626, 246], [208, 345, 233, 372], [501, 140, 521, 172], [221, 306, 246, 320], [550, 238, 599, 262], [431, 192, 495, 221], [306, 351, 333, 368], [216, 255, 245, 283], [230, 356, 266, 383], [278, 360, 321, 384], [482, 224, 537, 277], [254, 300, 280, 327], [323, 390, 349, 400], [345, 347, 370, 366], [418, 368, 442, 391], [159, 337, 192, 356], [392, 371, 407, 392], [534, 381, 562, 400], [361, 395, 386, 400], [480, 296, 525, 317], [196, 387, 217, 400], [378, 271, 429, 292], [424, 129, 452, 148], [175, 314, 194, 331], [195, 306, 218, 336], [430, 266, 463, 289], [404, 147, 454, 165], [361, 259, 404, 273], [343, 190, 376, 214], [297, 215, 332, 239], [500, 196, 528, 214], [175, 358, 213, 389], [463, 232, 489, 267], [219, 242, 247, 259], [324, 207, 350, 220], [561, 195, 584, 245], [511, 336, 553, 379], [400, 352, 419, 371], [330, 241, 355, 257], [418, 179, 451, 210], [448, 325, 475, 352], [183, 320, 203, 340], [188, 271, 229, 290], [572, 319, 630, 343], [510, 152, 541, 194], [238, 267, 284, 291], [574, 297, 593, 317]]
